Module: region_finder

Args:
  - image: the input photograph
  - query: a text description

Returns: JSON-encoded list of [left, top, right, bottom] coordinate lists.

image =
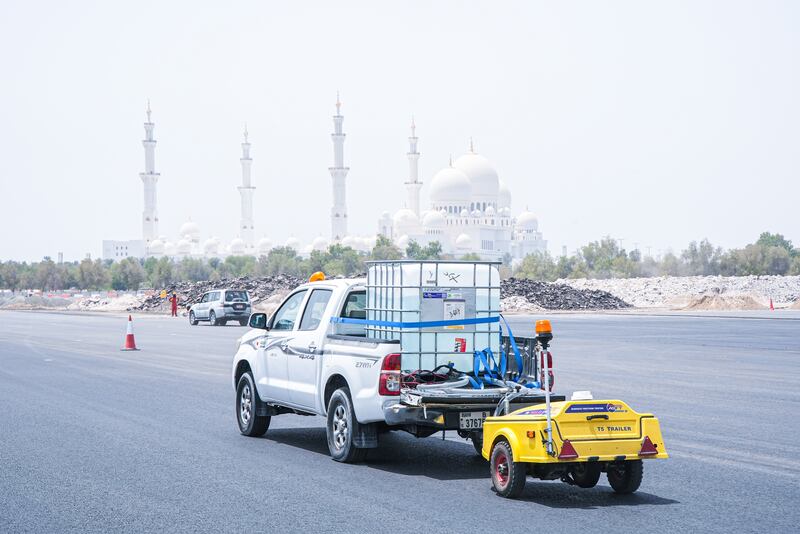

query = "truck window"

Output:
[[335, 290, 366, 336], [225, 290, 248, 302], [271, 290, 308, 331], [299, 289, 333, 331], [341, 290, 366, 319]]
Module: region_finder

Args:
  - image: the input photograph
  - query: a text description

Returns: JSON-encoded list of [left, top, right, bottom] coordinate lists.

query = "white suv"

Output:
[[189, 289, 251, 326]]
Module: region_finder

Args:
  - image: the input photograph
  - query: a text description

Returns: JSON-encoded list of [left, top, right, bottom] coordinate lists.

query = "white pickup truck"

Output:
[[232, 277, 560, 462]]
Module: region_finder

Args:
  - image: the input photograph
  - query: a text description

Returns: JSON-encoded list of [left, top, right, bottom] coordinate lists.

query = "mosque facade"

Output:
[[102, 98, 546, 262]]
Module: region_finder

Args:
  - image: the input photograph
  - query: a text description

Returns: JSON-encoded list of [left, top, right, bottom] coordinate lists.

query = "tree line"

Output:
[[0, 232, 796, 291]]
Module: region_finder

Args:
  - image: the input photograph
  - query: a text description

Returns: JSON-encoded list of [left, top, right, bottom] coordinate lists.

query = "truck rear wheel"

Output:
[[236, 373, 270, 437], [326, 387, 366, 463], [490, 440, 526, 498], [607, 460, 643, 494], [571, 462, 602, 488]]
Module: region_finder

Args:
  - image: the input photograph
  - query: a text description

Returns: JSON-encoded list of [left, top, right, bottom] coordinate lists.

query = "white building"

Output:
[[104, 97, 546, 263], [383, 124, 547, 261]]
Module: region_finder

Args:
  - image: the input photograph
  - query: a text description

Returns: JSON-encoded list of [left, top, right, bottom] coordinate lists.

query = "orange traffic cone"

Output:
[[769, 298, 774, 311], [121, 314, 140, 351]]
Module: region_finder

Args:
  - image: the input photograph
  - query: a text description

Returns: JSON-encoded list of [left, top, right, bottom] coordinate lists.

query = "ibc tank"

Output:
[[366, 260, 501, 373]]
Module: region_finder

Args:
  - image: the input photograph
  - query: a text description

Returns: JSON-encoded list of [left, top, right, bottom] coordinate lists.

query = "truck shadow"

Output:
[[262, 427, 487, 481], [515, 482, 680, 509]]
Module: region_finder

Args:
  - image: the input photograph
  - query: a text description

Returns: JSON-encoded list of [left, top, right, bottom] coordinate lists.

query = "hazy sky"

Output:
[[1, 0, 797, 262]]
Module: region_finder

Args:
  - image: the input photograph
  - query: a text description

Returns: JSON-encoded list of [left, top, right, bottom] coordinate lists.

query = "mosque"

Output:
[[102, 97, 546, 262]]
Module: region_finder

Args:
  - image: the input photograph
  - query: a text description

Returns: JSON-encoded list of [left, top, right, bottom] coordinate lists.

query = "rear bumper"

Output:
[[383, 399, 564, 430]]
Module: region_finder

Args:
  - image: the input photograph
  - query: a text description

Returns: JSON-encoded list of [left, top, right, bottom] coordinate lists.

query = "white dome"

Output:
[[460, 209, 469, 217], [312, 236, 329, 251], [177, 239, 191, 254], [485, 205, 496, 216], [229, 238, 245, 254], [471, 209, 482, 217], [501, 207, 511, 217], [429, 167, 471, 203], [164, 241, 176, 256], [285, 237, 300, 250], [453, 152, 499, 199], [498, 180, 511, 209], [516, 211, 539, 231], [395, 234, 410, 249], [393, 208, 420, 236], [422, 210, 446, 228], [341, 235, 358, 248], [455, 233, 472, 249], [257, 237, 273, 254], [148, 239, 165, 254], [301, 244, 313, 254], [203, 238, 219, 255], [179, 220, 201, 241]]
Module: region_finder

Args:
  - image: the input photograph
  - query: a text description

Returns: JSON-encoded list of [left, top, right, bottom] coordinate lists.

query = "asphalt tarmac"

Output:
[[1, 310, 798, 533]]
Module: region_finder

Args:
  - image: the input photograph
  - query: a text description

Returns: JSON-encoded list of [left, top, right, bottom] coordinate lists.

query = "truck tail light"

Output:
[[378, 353, 402, 396], [558, 439, 579, 460]]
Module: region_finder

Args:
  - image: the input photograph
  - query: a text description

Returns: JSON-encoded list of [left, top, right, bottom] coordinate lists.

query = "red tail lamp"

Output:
[[639, 436, 659, 456], [558, 439, 579, 460]]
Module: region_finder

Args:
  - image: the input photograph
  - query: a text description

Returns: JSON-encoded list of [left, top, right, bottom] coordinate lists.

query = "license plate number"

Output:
[[459, 411, 489, 430]]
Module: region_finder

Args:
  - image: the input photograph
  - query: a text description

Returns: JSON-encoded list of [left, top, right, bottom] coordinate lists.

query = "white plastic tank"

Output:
[[366, 261, 501, 373]]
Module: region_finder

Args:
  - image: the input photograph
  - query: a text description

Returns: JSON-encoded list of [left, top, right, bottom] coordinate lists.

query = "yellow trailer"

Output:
[[482, 399, 668, 497]]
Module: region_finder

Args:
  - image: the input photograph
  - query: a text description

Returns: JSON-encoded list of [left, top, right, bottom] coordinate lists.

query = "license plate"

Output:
[[459, 411, 489, 430], [233, 304, 244, 310]]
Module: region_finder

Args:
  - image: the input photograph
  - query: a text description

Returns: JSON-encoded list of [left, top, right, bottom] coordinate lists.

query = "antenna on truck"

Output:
[[535, 320, 555, 456]]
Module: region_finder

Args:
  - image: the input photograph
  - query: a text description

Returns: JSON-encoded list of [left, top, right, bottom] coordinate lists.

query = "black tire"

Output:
[[189, 311, 198, 326], [607, 460, 643, 494], [209, 310, 217, 326], [471, 431, 484, 456], [571, 462, 602, 488], [326, 387, 367, 463], [239, 319, 248, 326], [236, 373, 270, 437], [490, 440, 526, 498]]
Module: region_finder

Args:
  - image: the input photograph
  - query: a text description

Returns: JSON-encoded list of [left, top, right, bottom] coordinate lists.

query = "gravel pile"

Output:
[[132, 274, 304, 312], [501, 278, 631, 310], [558, 275, 800, 309]]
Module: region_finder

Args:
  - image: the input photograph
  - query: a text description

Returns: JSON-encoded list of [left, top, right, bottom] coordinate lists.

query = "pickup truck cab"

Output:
[[232, 277, 560, 462]]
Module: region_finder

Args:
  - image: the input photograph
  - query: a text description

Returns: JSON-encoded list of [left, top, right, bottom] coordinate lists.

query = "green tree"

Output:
[[262, 247, 304, 276], [78, 258, 110, 289], [149, 257, 174, 289], [35, 258, 62, 290], [177, 257, 211, 281], [515, 252, 558, 281], [111, 258, 145, 290], [370, 235, 402, 261], [757, 232, 796, 256], [406, 240, 442, 260]]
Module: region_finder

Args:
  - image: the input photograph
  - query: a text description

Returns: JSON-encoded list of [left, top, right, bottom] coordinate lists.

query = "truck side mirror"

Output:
[[249, 313, 268, 330]]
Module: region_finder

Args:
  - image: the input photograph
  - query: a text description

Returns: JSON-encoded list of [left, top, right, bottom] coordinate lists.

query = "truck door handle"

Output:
[[308, 342, 317, 353], [587, 414, 609, 421], [280, 341, 289, 352]]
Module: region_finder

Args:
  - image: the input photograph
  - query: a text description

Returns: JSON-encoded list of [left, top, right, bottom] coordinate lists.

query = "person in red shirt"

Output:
[[169, 292, 178, 317]]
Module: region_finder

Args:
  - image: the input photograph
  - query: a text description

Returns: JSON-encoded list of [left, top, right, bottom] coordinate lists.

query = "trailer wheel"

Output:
[[236, 373, 270, 437], [607, 460, 643, 494], [470, 431, 484, 456], [571, 462, 602, 488], [326, 387, 367, 463], [490, 440, 526, 498]]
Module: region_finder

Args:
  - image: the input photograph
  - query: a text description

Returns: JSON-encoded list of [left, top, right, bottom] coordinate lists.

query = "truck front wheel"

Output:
[[607, 460, 643, 494], [490, 440, 526, 498], [236, 373, 270, 437], [326, 388, 366, 463]]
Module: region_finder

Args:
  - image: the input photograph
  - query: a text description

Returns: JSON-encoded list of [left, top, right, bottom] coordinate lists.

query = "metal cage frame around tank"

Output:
[[365, 260, 502, 371]]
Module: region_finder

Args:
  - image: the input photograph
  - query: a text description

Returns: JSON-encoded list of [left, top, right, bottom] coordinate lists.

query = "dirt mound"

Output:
[[791, 299, 800, 309], [502, 278, 630, 310], [683, 294, 766, 311]]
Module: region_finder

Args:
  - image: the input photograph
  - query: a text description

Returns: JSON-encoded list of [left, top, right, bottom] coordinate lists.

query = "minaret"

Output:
[[238, 125, 256, 247], [404, 116, 422, 216], [140, 100, 159, 245], [329, 92, 349, 241]]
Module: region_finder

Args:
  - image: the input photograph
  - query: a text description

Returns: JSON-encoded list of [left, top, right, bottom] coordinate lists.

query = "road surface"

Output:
[[1, 310, 798, 533]]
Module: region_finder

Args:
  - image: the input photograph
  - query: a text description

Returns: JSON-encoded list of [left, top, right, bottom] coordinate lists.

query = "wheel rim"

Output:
[[332, 404, 348, 450], [210, 312, 215, 323], [190, 312, 194, 322], [495, 451, 509, 487], [240, 383, 252, 427]]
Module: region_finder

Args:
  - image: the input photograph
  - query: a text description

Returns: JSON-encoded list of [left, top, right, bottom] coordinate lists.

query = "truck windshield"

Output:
[[225, 291, 248, 302]]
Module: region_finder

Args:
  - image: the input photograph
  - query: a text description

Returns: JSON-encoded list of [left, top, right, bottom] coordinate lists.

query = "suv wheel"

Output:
[[236, 373, 270, 437], [326, 387, 367, 463], [189, 311, 198, 326], [209, 310, 218, 326]]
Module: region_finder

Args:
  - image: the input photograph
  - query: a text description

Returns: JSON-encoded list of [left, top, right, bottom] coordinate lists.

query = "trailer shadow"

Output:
[[262, 427, 488, 481], [515, 482, 679, 509]]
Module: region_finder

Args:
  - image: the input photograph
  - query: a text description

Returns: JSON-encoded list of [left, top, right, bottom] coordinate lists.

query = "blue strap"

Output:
[[499, 314, 524, 381], [330, 316, 500, 329]]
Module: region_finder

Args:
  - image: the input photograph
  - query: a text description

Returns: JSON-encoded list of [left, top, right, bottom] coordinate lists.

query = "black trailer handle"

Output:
[[586, 414, 609, 421]]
